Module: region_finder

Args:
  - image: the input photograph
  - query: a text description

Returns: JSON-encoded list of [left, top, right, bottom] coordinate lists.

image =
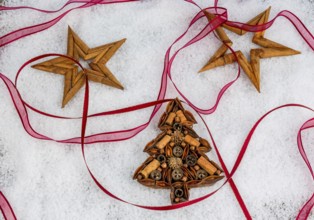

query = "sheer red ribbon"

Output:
[[0, 192, 17, 220], [0, 0, 313, 219], [0, 0, 119, 13], [1, 101, 313, 218], [0, 0, 139, 47]]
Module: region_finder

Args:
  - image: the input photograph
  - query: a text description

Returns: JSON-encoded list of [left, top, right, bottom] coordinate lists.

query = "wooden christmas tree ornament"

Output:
[[133, 98, 224, 204], [32, 26, 126, 107], [199, 7, 300, 92]]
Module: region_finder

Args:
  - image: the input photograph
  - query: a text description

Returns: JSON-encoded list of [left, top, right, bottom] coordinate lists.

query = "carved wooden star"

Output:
[[32, 26, 126, 107], [199, 7, 300, 92]]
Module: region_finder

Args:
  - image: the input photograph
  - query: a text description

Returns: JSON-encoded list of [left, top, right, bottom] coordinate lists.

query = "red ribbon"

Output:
[[0, 192, 16, 220], [0, 0, 313, 219], [296, 118, 314, 219], [1, 102, 313, 218], [0, 0, 139, 47]]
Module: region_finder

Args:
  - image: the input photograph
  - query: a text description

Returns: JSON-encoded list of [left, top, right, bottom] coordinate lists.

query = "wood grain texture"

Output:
[[32, 26, 126, 107], [199, 7, 300, 92]]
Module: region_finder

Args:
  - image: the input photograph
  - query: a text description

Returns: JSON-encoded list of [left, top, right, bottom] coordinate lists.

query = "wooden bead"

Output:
[[175, 198, 180, 203], [137, 174, 143, 180], [161, 163, 167, 169], [170, 142, 175, 147], [194, 165, 200, 171], [190, 146, 195, 151], [157, 167, 162, 172], [181, 142, 186, 147], [182, 176, 188, 182]]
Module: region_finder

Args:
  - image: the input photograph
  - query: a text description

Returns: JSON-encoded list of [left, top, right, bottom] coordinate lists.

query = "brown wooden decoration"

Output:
[[133, 98, 224, 204], [32, 26, 125, 107], [199, 7, 300, 92]]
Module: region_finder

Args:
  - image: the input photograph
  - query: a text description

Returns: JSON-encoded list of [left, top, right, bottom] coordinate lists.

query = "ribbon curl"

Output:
[[0, 0, 314, 219]]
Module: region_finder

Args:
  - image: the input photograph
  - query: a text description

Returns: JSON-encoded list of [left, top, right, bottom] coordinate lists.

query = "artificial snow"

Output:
[[0, 0, 313, 219]]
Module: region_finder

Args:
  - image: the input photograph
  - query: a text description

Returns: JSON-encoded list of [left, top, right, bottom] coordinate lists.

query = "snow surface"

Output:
[[0, 0, 314, 219]]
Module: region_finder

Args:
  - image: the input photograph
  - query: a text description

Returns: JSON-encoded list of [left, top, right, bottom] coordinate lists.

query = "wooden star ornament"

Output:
[[199, 7, 300, 92], [32, 26, 126, 107]]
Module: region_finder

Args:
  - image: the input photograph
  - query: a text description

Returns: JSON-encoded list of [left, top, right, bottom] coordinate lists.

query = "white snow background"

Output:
[[0, 0, 314, 219]]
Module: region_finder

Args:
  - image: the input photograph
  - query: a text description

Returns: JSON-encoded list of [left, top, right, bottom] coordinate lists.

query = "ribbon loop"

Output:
[[0, 0, 314, 219]]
